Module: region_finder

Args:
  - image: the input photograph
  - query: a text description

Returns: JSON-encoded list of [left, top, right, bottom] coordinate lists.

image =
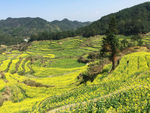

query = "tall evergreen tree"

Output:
[[100, 17, 119, 71]]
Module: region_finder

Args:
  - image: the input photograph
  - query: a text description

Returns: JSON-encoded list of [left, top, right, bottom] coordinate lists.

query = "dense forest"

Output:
[[0, 32, 24, 45], [78, 2, 150, 37]]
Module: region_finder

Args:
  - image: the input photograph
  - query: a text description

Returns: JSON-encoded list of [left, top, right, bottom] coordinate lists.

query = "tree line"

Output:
[[0, 33, 23, 46]]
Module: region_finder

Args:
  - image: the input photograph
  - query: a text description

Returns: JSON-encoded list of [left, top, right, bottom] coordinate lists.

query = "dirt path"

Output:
[[47, 85, 142, 113]]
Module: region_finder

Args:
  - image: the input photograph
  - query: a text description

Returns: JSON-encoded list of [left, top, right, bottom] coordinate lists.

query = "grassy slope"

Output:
[[0, 35, 149, 113]]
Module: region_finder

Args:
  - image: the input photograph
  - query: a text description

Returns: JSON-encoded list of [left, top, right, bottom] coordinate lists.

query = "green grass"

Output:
[[45, 58, 85, 68]]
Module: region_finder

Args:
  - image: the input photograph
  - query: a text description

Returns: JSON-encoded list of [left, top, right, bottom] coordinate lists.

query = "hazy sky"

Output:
[[0, 0, 149, 22]]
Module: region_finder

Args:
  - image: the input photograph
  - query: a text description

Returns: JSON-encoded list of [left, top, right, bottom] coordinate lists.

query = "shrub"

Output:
[[23, 80, 54, 88], [77, 56, 89, 63], [87, 52, 99, 59], [77, 61, 104, 84]]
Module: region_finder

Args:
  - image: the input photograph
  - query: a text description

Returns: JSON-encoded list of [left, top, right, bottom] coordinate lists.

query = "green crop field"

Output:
[[0, 35, 149, 113]]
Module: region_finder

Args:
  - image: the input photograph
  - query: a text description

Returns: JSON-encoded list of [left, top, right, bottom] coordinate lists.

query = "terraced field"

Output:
[[0, 35, 149, 113]]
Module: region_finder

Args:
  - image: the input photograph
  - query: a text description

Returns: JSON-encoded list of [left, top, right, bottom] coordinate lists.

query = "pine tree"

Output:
[[100, 17, 119, 71]]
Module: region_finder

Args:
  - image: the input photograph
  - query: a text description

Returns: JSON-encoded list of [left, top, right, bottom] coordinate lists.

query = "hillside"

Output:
[[78, 2, 150, 37], [0, 35, 149, 112], [0, 17, 58, 37], [0, 17, 90, 38]]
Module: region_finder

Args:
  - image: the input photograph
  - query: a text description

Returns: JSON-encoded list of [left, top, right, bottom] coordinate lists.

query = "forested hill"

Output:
[[0, 17, 58, 38], [78, 2, 150, 37], [0, 17, 90, 37]]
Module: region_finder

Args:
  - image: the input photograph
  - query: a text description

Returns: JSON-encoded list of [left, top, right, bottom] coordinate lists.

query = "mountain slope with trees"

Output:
[[0, 17, 90, 38], [0, 17, 58, 37], [29, 2, 150, 42], [0, 17, 90, 45], [78, 2, 150, 37]]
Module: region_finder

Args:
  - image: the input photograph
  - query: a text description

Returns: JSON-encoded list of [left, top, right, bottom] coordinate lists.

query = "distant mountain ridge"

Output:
[[0, 17, 90, 38], [51, 18, 90, 31]]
